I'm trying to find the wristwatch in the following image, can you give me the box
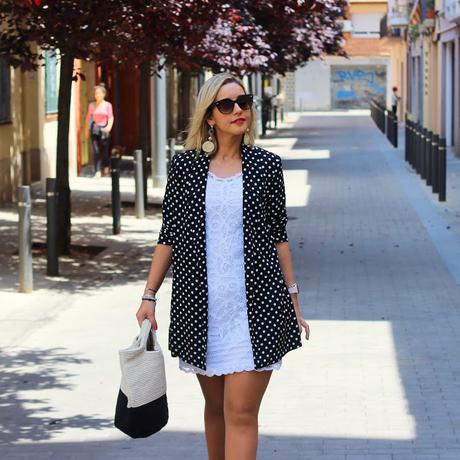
[287,282,299,294]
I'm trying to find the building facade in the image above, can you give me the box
[379,0,409,117]
[0,50,94,202]
[384,0,460,156]
[437,0,460,154]
[0,49,289,203]
[286,0,391,111]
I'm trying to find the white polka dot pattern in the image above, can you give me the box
[157,143,302,370]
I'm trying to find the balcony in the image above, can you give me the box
[387,0,410,27]
[380,14,403,39]
[444,0,460,23]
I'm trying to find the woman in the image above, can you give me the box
[85,83,114,178]
[136,72,310,460]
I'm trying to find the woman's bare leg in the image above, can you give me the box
[196,374,226,460]
[223,370,273,460]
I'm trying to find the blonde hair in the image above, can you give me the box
[184,72,256,154]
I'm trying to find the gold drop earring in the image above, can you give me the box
[243,127,250,145]
[202,125,216,155]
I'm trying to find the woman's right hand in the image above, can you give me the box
[136,300,158,330]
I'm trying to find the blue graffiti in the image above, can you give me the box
[336,89,357,100]
[368,81,385,94]
[336,69,377,84]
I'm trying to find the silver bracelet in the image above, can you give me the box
[287,282,299,294]
[142,294,157,302]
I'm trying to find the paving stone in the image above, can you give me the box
[2,112,460,458]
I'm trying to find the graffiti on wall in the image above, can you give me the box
[331,65,386,109]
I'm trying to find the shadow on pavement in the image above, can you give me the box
[266,113,460,458]
[0,348,113,444]
[0,183,166,294]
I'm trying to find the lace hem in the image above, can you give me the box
[178,358,282,377]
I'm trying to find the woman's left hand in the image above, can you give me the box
[291,296,309,340]
[102,127,110,134]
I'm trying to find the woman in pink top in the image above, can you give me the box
[85,83,114,177]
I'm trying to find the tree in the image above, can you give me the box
[1,0,346,254]
[165,0,347,76]
[248,0,347,74]
[0,0,218,254]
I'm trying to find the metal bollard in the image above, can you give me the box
[134,149,145,219]
[385,111,389,141]
[438,138,446,202]
[405,120,412,164]
[432,134,439,194]
[142,150,148,210]
[409,121,414,167]
[419,125,425,179]
[414,124,420,174]
[424,129,430,181]
[111,155,121,234]
[406,120,412,166]
[18,186,33,292]
[421,128,427,180]
[393,113,398,148]
[405,119,409,163]
[426,131,433,186]
[168,137,176,168]
[46,178,59,276]
[418,125,424,176]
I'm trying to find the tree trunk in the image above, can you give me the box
[56,52,74,255]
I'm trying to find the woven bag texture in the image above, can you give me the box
[119,319,167,408]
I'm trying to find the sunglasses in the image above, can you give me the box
[210,94,254,114]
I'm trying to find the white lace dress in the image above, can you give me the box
[179,169,282,376]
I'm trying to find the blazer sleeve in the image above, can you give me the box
[157,154,180,247]
[267,155,289,243]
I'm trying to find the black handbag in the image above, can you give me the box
[114,389,169,438]
[114,320,169,438]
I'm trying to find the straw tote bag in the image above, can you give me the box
[114,319,169,438]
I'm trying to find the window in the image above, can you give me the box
[45,49,59,114]
[0,58,11,124]
[352,13,385,38]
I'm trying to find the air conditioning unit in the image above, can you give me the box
[338,20,353,32]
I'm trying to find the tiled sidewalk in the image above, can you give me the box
[1,112,460,459]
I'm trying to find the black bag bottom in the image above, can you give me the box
[114,389,169,438]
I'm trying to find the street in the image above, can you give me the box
[1,112,460,459]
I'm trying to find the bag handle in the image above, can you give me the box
[138,319,159,351]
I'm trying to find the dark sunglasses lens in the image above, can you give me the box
[216,99,234,114]
[237,95,253,110]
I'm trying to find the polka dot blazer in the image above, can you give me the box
[157,143,303,370]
